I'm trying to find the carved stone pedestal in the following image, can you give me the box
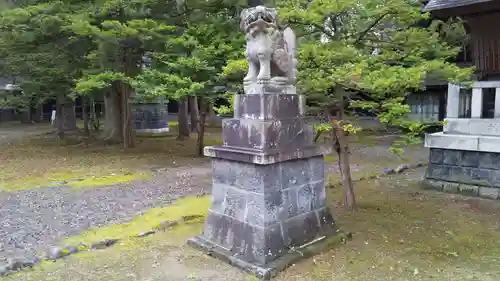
[187,92,335,279]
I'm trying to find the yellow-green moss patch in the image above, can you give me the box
[323,154,338,163]
[69,173,150,189]
[62,196,211,247]
[0,171,150,192]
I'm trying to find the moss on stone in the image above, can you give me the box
[62,196,210,247]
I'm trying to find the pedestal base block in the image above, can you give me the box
[188,154,335,279]
[188,218,336,280]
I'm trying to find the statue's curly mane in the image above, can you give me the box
[240,6,278,33]
[240,5,297,93]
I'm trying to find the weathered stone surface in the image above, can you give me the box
[212,159,281,193]
[443,150,461,165]
[234,94,304,120]
[458,184,479,196]
[421,179,500,200]
[135,231,156,238]
[90,238,118,250]
[461,151,479,167]
[65,245,79,254]
[205,145,329,165]
[131,103,169,133]
[201,211,286,266]
[426,149,500,191]
[449,166,469,182]
[443,182,459,193]
[46,247,68,260]
[422,179,443,191]
[470,168,491,185]
[443,118,500,136]
[429,148,444,164]
[426,164,449,180]
[395,164,409,173]
[210,157,327,225]
[426,132,500,153]
[223,188,246,222]
[0,265,8,276]
[478,187,500,199]
[195,156,333,271]
[490,170,500,187]
[478,153,500,169]
[212,157,324,191]
[222,118,314,151]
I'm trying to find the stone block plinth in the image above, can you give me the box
[131,103,169,134]
[188,93,335,279]
[424,147,500,200]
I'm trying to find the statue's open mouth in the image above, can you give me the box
[244,11,275,28]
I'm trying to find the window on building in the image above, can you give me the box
[407,94,440,122]
[458,88,471,118]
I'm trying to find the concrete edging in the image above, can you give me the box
[422,178,500,200]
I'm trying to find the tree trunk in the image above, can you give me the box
[56,97,65,140]
[207,103,219,127]
[177,96,190,140]
[33,105,42,123]
[189,96,200,132]
[196,98,208,157]
[53,98,77,133]
[102,87,123,141]
[83,97,90,136]
[121,81,135,149]
[62,100,77,131]
[26,107,32,123]
[333,122,356,210]
[333,85,356,211]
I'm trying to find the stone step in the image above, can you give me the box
[425,132,500,153]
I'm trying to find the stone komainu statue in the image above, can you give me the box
[240,6,297,94]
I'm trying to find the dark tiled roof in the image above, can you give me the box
[423,0,493,11]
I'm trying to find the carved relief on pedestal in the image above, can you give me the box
[240,5,297,94]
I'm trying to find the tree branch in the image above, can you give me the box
[353,11,391,45]
[286,19,335,39]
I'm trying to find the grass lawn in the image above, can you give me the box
[0,121,222,191]
[6,168,500,281]
[0,120,424,192]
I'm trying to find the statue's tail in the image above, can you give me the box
[283,27,296,59]
[283,27,297,82]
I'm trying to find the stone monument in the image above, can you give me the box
[131,99,169,134]
[187,6,336,279]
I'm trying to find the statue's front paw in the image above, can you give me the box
[243,75,256,82]
[256,75,271,81]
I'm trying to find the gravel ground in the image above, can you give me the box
[0,130,428,266]
[0,164,212,264]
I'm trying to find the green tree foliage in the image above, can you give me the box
[0,1,92,111]
[278,0,471,141]
[132,1,244,100]
[131,0,245,153]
